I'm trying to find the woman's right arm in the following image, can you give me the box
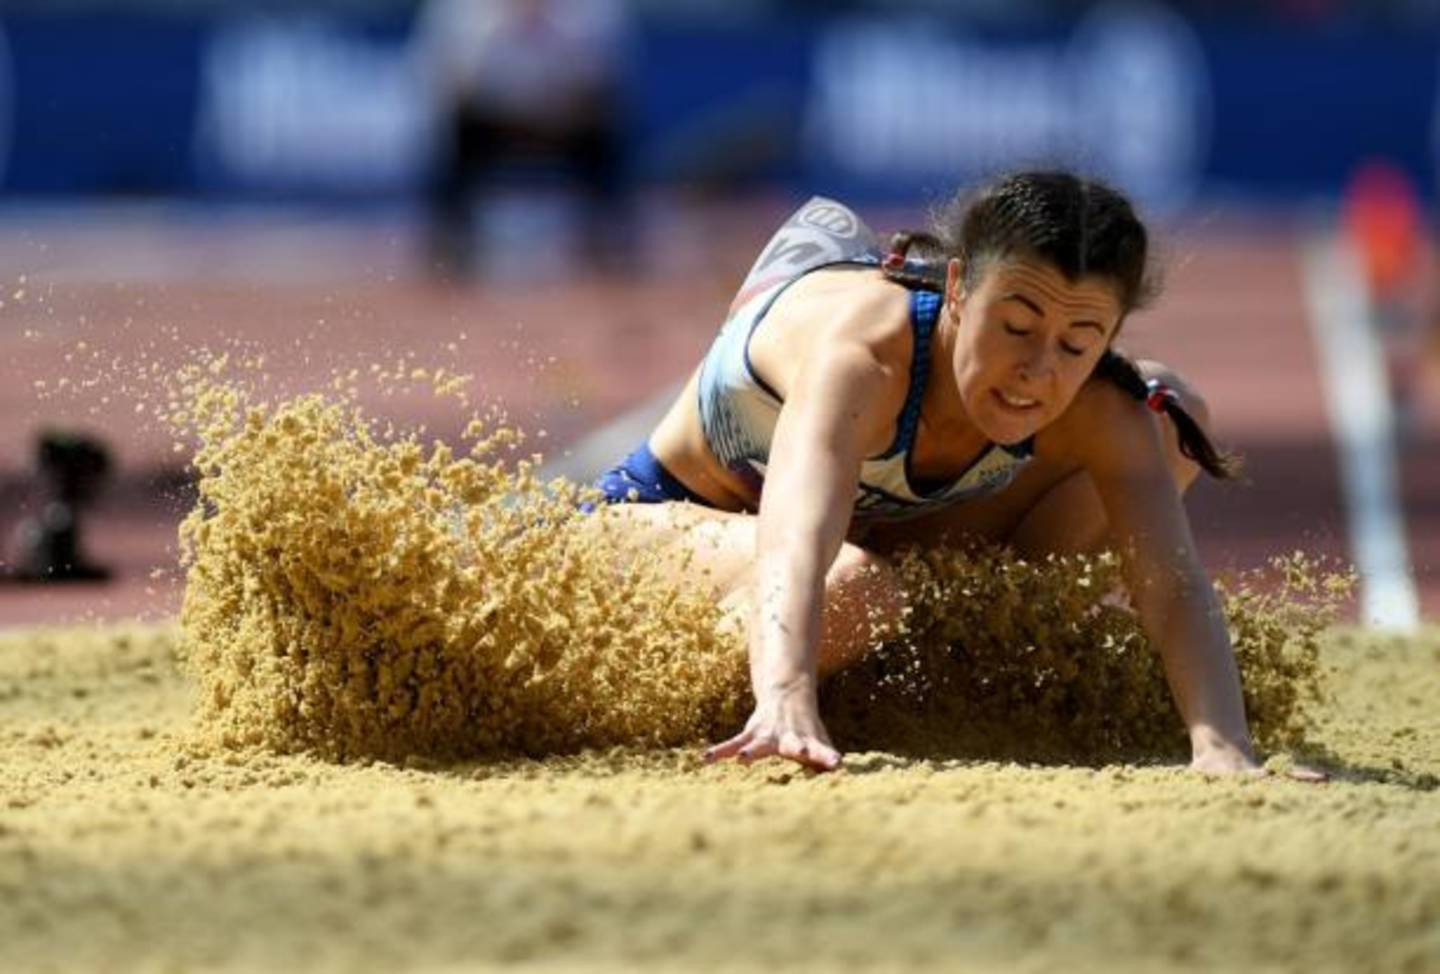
[703,339,895,771]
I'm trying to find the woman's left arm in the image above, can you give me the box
[1071,387,1259,773]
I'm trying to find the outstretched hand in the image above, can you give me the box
[1190,744,1327,782]
[704,686,842,772]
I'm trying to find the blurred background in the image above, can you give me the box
[0,0,1436,627]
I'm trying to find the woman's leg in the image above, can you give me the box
[718,540,907,677]
[587,501,906,677]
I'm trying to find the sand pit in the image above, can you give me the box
[3,374,1437,972]
[1,621,1437,972]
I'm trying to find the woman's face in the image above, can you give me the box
[944,255,1124,445]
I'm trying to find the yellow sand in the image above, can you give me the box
[1,621,1437,973]
[168,371,1339,765]
[173,371,748,762]
[3,373,1435,971]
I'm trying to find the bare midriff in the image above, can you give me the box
[647,368,758,512]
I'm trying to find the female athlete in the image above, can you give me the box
[593,171,1271,776]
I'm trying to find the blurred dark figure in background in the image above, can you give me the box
[5,431,112,583]
[1341,158,1431,439]
[414,0,630,279]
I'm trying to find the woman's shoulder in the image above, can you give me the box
[764,267,916,363]
[746,268,915,438]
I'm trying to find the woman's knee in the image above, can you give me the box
[824,544,907,642]
[716,541,907,677]
[828,542,896,589]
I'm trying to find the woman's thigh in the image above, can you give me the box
[585,500,898,596]
[585,501,906,673]
[578,501,762,599]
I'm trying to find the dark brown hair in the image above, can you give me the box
[882,170,1238,480]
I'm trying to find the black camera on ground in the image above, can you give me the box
[7,431,113,583]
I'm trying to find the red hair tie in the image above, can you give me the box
[881,251,906,271]
[1145,378,1178,414]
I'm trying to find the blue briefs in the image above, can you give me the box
[592,443,714,506]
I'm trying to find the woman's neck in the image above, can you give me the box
[919,307,990,458]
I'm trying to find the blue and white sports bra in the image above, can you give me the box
[695,198,1033,522]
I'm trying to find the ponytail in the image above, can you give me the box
[879,231,948,292]
[1095,350,1241,481]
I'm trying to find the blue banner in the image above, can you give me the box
[0,6,1434,206]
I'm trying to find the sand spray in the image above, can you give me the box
[166,360,1351,764]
